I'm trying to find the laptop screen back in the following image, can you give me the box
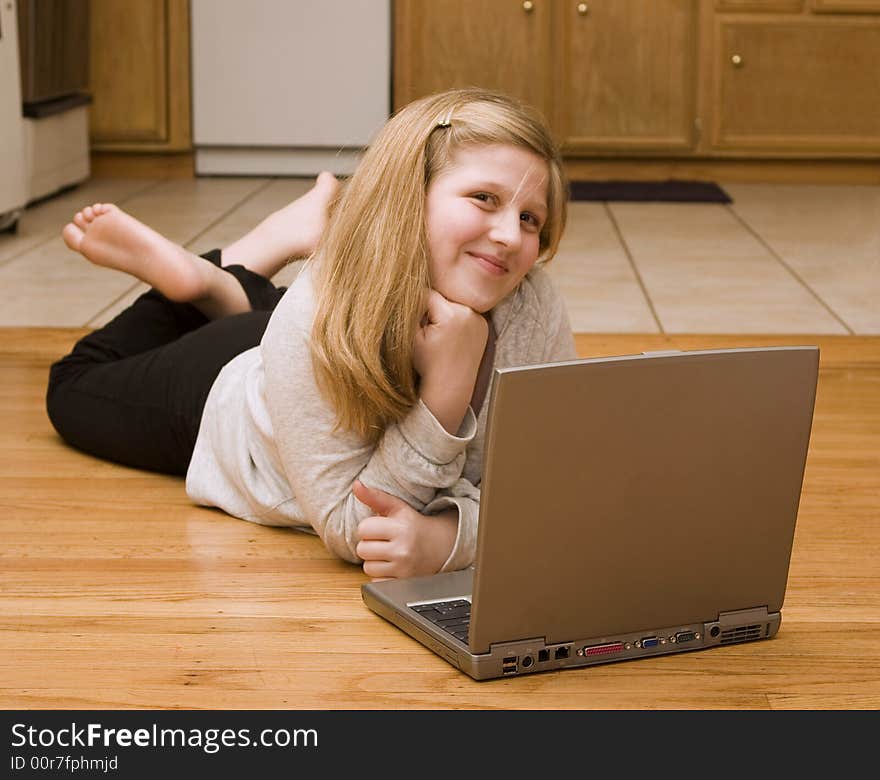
[469,348,819,655]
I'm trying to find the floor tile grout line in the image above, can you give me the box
[0,178,166,272]
[181,178,276,251]
[603,202,665,335]
[115,177,170,204]
[724,203,855,336]
[82,280,146,329]
[82,178,275,326]
[0,234,54,271]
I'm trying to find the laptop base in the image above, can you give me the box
[363,574,779,681]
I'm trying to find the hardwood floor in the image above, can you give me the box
[1,329,878,709]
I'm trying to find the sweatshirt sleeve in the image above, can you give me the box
[423,479,481,572]
[532,267,578,363]
[260,276,475,564]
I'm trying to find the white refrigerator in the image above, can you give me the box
[190,0,391,176]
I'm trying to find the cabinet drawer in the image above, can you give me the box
[712,19,880,154]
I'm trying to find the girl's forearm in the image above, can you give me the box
[420,375,476,434]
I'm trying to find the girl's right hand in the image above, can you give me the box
[353,480,458,580]
[413,289,488,434]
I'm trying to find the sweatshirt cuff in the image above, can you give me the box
[424,495,478,573]
[398,399,476,465]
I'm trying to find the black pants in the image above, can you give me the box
[45,251,286,476]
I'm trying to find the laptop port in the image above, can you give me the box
[583,641,625,656]
[538,649,550,662]
[674,631,696,644]
[640,637,660,649]
[502,655,517,675]
[521,655,533,669]
[554,646,570,660]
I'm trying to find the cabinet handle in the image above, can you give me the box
[731,54,743,67]
[577,2,589,14]
[523,1,534,12]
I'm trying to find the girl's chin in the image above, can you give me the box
[438,290,496,313]
[432,278,509,313]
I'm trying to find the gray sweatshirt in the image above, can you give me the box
[185,261,576,571]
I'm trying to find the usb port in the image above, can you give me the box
[502,655,517,675]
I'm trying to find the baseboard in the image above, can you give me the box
[87,151,880,185]
[90,152,195,179]
[562,158,880,185]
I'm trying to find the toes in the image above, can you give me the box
[61,223,85,252]
[72,211,88,230]
[83,206,96,221]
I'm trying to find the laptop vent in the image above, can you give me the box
[720,623,764,644]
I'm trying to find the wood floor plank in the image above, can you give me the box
[2,328,878,709]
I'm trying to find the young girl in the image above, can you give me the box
[47,88,576,580]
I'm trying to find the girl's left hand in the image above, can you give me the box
[352,480,458,580]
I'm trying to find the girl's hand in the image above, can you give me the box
[413,289,488,434]
[353,480,458,580]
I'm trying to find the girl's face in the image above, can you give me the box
[424,143,549,314]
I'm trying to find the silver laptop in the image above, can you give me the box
[362,346,819,680]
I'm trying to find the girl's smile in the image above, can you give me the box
[424,143,549,313]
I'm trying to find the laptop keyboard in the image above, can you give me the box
[410,599,471,644]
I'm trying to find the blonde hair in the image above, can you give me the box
[310,88,567,443]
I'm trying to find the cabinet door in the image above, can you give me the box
[394,0,552,120]
[712,19,880,154]
[811,0,880,12]
[89,0,190,150]
[556,0,698,153]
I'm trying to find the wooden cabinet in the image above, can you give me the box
[394,0,880,159]
[709,16,880,154]
[88,0,191,152]
[395,0,699,154]
[811,0,880,12]
[555,0,698,152]
[394,0,554,121]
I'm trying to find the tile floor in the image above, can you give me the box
[0,176,877,334]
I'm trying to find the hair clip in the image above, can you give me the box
[436,110,454,128]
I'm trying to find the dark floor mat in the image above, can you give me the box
[569,179,732,203]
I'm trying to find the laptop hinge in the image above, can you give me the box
[717,606,771,626]
[487,637,547,655]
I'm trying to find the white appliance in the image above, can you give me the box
[190,0,390,176]
[0,0,26,231]
[17,0,90,204]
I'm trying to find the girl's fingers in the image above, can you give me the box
[362,559,395,580]
[356,539,391,561]
[423,288,451,324]
[356,515,395,541]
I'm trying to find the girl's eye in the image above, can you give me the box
[472,192,494,204]
[521,212,540,229]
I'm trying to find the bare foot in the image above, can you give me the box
[221,171,341,276]
[62,203,249,318]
